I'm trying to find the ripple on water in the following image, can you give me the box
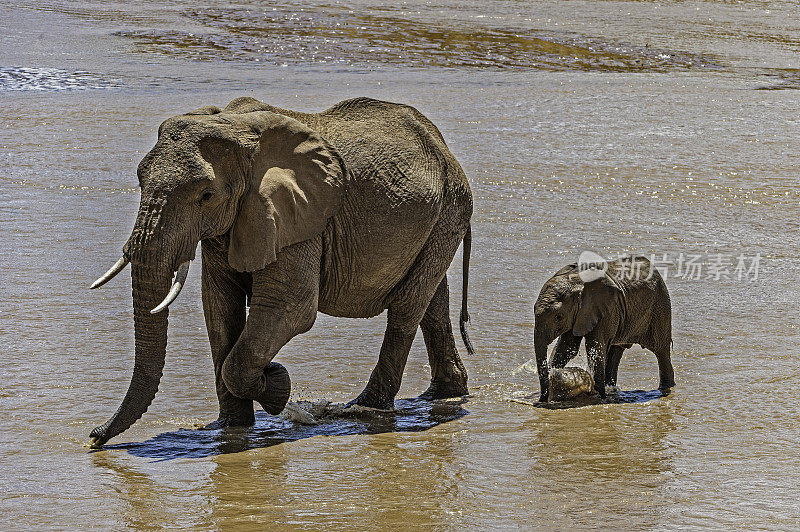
[111,5,721,73]
[755,67,800,90]
[0,66,118,92]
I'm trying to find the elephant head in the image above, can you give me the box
[89,98,345,447]
[533,264,621,400]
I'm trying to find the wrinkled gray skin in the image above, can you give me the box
[548,367,595,401]
[89,97,474,448]
[534,257,675,402]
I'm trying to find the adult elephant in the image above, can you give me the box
[89,97,474,448]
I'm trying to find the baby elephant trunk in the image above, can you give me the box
[548,367,595,401]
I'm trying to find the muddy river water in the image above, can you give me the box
[2,0,800,529]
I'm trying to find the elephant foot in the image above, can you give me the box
[202,415,255,430]
[419,379,468,401]
[595,387,606,399]
[347,389,395,411]
[255,362,291,415]
[203,392,255,429]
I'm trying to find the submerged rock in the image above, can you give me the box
[549,367,595,401]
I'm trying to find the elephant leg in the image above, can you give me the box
[350,306,417,409]
[221,239,321,414]
[585,336,607,398]
[550,332,582,368]
[605,345,625,387]
[419,277,468,400]
[352,217,470,409]
[654,343,675,390]
[201,241,254,428]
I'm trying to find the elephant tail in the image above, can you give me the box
[459,224,475,356]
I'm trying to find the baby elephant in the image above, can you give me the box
[534,256,675,401]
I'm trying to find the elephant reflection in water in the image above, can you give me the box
[91,453,211,528]
[523,402,677,528]
[200,427,460,528]
[89,97,475,447]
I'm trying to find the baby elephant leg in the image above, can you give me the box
[585,337,607,398]
[604,345,626,387]
[655,344,675,390]
[550,333,582,368]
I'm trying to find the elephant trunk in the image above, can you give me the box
[89,261,171,448]
[534,327,552,402]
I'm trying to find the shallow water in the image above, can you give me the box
[2,0,800,529]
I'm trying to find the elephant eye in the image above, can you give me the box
[199,190,214,204]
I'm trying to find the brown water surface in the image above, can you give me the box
[2,0,800,529]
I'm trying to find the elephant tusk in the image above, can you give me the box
[90,256,130,289]
[150,261,190,314]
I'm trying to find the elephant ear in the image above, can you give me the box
[227,112,346,272]
[573,275,619,337]
[554,263,579,277]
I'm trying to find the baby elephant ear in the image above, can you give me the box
[228,112,346,272]
[572,276,618,337]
